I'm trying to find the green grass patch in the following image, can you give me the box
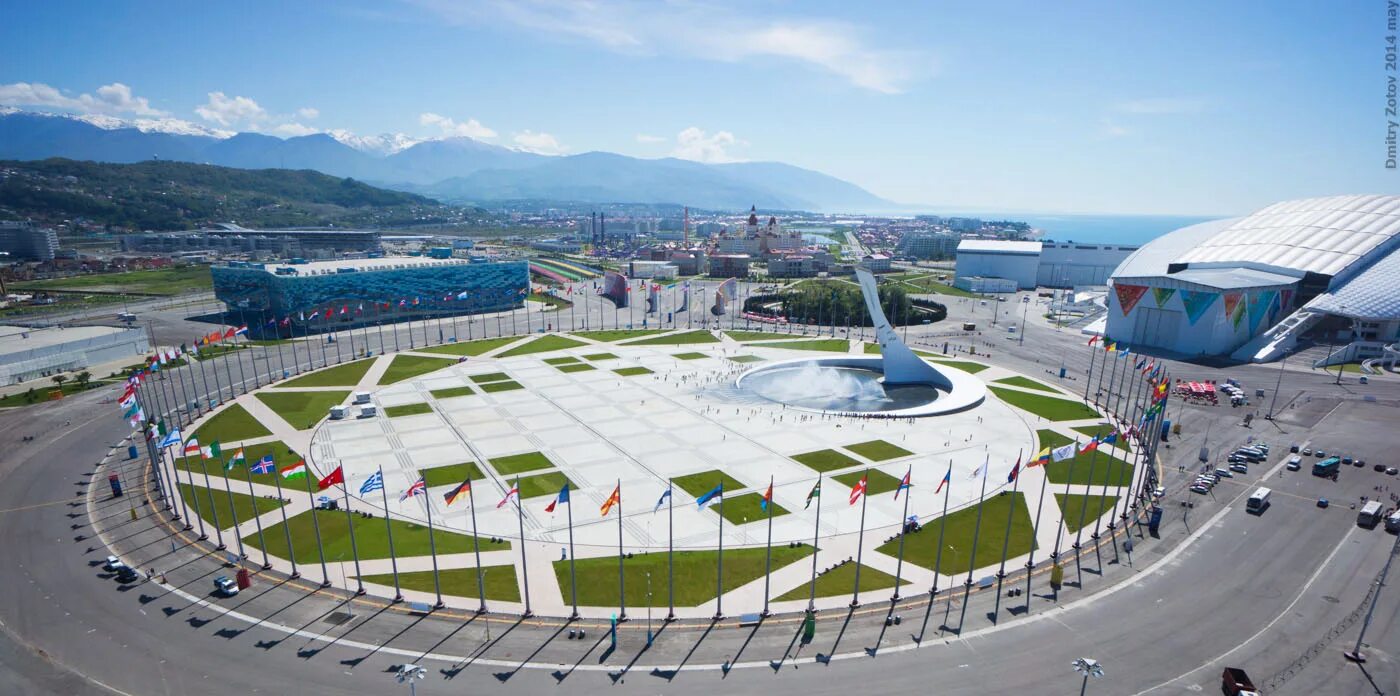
[992,376,1061,394]
[724,330,796,342]
[419,336,523,356]
[359,565,520,602]
[0,379,118,408]
[553,545,814,607]
[582,352,618,361]
[877,492,1035,573]
[491,451,555,475]
[429,386,475,399]
[497,334,587,357]
[750,339,851,352]
[930,359,989,374]
[1071,424,1131,452]
[469,372,511,383]
[713,492,789,526]
[895,274,977,297]
[247,508,507,564]
[845,439,913,461]
[792,448,863,473]
[12,265,211,296]
[254,391,350,430]
[528,291,571,309]
[279,358,375,388]
[557,363,596,373]
[420,462,484,488]
[384,403,433,418]
[672,469,747,498]
[1055,493,1121,533]
[192,403,271,444]
[377,355,456,385]
[775,562,910,601]
[989,387,1099,421]
[177,482,284,529]
[727,355,763,363]
[612,366,654,376]
[621,330,720,346]
[479,381,523,393]
[512,471,573,499]
[673,352,709,360]
[1033,430,1133,484]
[834,469,904,496]
[173,440,301,486]
[544,356,581,365]
[573,329,662,342]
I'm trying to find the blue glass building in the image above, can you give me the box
[211,258,529,337]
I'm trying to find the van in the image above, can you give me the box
[1246,488,1271,514]
[1386,511,1400,533]
[1286,455,1302,471]
[1358,501,1385,529]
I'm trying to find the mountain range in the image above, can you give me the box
[0,109,889,212]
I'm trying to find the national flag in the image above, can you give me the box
[158,429,182,448]
[1007,456,1021,483]
[1087,335,1098,346]
[308,310,320,320]
[182,437,201,456]
[894,468,912,500]
[223,328,236,340]
[234,325,248,336]
[1135,357,1147,370]
[208,441,222,460]
[266,317,277,327]
[496,484,519,509]
[804,480,821,509]
[652,487,671,513]
[317,465,345,490]
[760,480,774,511]
[696,484,723,509]
[1104,341,1115,352]
[968,456,988,480]
[400,478,426,501]
[1118,347,1131,359]
[340,305,348,315]
[281,316,291,327]
[1080,438,1100,454]
[848,474,868,505]
[225,448,245,471]
[444,479,471,506]
[601,484,621,516]
[252,455,276,475]
[360,470,384,495]
[456,291,470,300]
[398,299,407,307]
[281,460,309,479]
[544,483,570,513]
[1051,442,1077,462]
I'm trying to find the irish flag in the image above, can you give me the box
[280,460,309,480]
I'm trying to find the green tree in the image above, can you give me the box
[75,371,92,388]
[51,374,68,388]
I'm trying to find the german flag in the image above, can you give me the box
[444,479,471,506]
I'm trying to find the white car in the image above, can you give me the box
[103,556,124,572]
[1286,456,1302,471]
[214,576,239,597]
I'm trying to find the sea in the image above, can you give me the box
[977,213,1222,247]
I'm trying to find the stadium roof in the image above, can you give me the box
[1306,245,1400,320]
[956,240,1042,254]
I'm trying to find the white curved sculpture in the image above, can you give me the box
[854,267,950,388]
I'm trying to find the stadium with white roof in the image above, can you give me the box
[1104,195,1400,368]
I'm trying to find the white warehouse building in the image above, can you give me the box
[1105,195,1400,364]
[955,240,1138,291]
[954,240,1042,290]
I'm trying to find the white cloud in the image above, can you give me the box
[296,107,320,120]
[1098,118,1130,138]
[672,127,745,163]
[419,112,497,139]
[512,130,567,155]
[635,134,666,144]
[0,81,165,116]
[195,91,268,127]
[1114,98,1205,115]
[411,0,923,94]
[273,122,319,137]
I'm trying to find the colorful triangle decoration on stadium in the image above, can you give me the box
[1152,287,1175,308]
[1114,284,1149,316]
[1179,290,1217,325]
[1246,290,1276,335]
[1224,292,1245,329]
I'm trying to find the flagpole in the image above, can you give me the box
[334,476,365,594]
[566,483,578,620]
[181,450,208,539]
[617,479,627,622]
[807,474,822,612]
[891,468,912,604]
[993,451,1024,621]
[195,346,215,413]
[269,460,299,579]
[929,461,951,599]
[964,454,990,590]
[236,454,271,568]
[331,312,344,364]
[219,456,246,559]
[392,303,402,353]
[197,450,227,550]
[1024,452,1051,612]
[317,314,329,367]
[1083,339,1098,402]
[666,478,675,622]
[516,480,532,618]
[417,485,442,608]
[208,338,227,404]
[713,480,723,621]
[851,469,869,608]
[274,320,289,380]
[374,469,402,601]
[299,462,331,587]
[762,474,775,617]
[467,485,484,613]
[233,312,250,391]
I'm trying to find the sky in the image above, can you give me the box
[0,0,1392,216]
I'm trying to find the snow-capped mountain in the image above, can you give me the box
[325,129,422,157]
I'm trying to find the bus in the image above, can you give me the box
[1312,456,1342,478]
[1358,501,1384,529]
[1246,488,1271,514]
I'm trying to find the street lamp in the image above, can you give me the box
[395,664,426,696]
[1266,348,1289,420]
[1072,657,1104,696]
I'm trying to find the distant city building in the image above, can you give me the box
[121,226,380,257]
[0,325,149,385]
[708,254,751,278]
[531,238,582,254]
[1036,242,1138,287]
[0,221,60,261]
[953,276,1018,294]
[715,207,804,259]
[955,240,1043,290]
[767,254,816,278]
[628,260,678,279]
[896,231,959,260]
[860,253,893,273]
[668,251,706,276]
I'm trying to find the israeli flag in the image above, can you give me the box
[157,429,182,449]
[359,470,385,496]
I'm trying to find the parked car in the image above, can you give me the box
[1215,467,1234,478]
[1342,456,1353,465]
[1190,484,1211,495]
[1230,463,1249,474]
[1316,450,1327,458]
[1375,464,1388,473]
[1354,459,1366,467]
[214,576,239,597]
[1286,456,1302,471]
[115,566,140,583]
[1318,498,1330,509]
[103,555,124,572]
[1388,467,1398,476]
[1303,448,1313,456]
[1290,443,1300,453]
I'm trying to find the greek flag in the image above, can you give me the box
[359,470,385,496]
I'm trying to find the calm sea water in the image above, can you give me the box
[1009,213,1222,246]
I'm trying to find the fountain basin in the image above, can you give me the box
[735,355,986,418]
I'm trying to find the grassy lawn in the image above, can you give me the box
[775,562,910,601]
[621,330,720,346]
[834,469,904,496]
[384,403,433,418]
[246,508,507,565]
[876,492,1035,573]
[1055,493,1121,533]
[173,440,301,486]
[724,330,797,341]
[712,492,789,526]
[553,545,814,607]
[491,451,555,475]
[1072,424,1131,452]
[377,355,456,385]
[13,265,212,296]
[573,329,662,342]
[513,471,573,499]
[279,358,375,388]
[479,381,523,393]
[497,334,587,357]
[420,462,484,487]
[582,352,618,361]
[989,387,1099,421]
[672,469,747,498]
[254,391,350,430]
[177,482,284,528]
[430,386,475,399]
[557,363,596,373]
[845,439,913,461]
[469,372,511,383]
[930,360,989,374]
[750,339,851,352]
[192,403,271,444]
[792,448,863,473]
[613,366,654,376]
[419,336,523,357]
[1035,429,1134,485]
[992,376,1061,394]
[528,291,571,309]
[359,565,520,602]
[895,274,977,298]
[544,356,580,365]
[673,352,709,360]
[727,355,763,363]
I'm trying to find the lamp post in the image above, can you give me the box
[1344,531,1400,662]
[646,571,654,647]
[1266,348,1289,420]
[1072,657,1104,696]
[395,664,426,696]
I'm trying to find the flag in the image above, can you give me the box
[281,316,291,327]
[400,478,426,501]
[208,441,222,460]
[225,448,245,471]
[182,437,201,456]
[1080,438,1100,454]
[653,487,672,513]
[696,484,723,509]
[223,328,236,340]
[1104,341,1115,352]
[804,480,821,509]
[1100,432,1118,446]
[760,480,774,511]
[317,465,345,490]
[158,429,182,448]
[894,468,912,500]
[1051,442,1077,462]
[281,460,308,479]
[544,483,570,513]
[234,325,248,336]
[360,470,384,495]
[1007,456,1021,483]
[496,485,519,509]
[444,479,471,506]
[1087,335,1098,346]
[252,455,276,475]
[968,456,988,480]
[601,484,621,516]
[848,474,868,505]
[935,466,952,493]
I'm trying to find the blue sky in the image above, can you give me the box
[0,1,1390,215]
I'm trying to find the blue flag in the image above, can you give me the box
[157,429,182,448]
[696,484,723,509]
[653,487,672,513]
[251,455,276,475]
[360,470,384,495]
